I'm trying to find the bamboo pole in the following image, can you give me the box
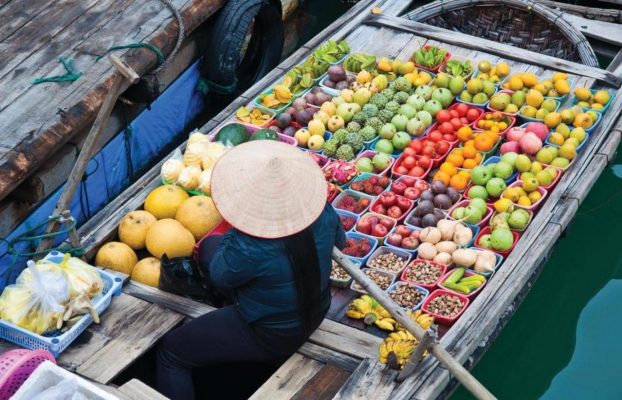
[332,248,497,400]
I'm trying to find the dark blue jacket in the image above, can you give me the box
[209,204,346,329]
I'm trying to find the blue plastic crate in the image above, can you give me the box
[0,251,123,357]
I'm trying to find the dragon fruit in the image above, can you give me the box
[324,160,358,185]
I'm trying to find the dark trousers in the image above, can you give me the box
[156,236,311,400]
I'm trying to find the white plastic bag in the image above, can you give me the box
[160,148,185,183]
[30,378,88,400]
[58,254,103,298]
[0,260,69,334]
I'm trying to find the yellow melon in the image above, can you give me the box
[175,196,222,241]
[95,242,138,275]
[145,219,195,258]
[144,185,189,219]
[118,210,157,250]
[131,257,161,287]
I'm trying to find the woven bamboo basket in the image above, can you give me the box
[404,0,599,66]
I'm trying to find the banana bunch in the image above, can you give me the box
[396,309,434,331]
[378,339,416,370]
[346,295,398,331]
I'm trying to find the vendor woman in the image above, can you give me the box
[157,140,346,400]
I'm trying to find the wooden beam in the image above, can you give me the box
[365,14,622,86]
[248,354,323,400]
[560,13,622,46]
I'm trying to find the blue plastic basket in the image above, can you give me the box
[545,130,590,153]
[335,208,359,233]
[467,248,504,278]
[518,99,561,122]
[387,281,429,311]
[571,111,602,134]
[0,251,123,357]
[344,232,379,265]
[571,88,614,114]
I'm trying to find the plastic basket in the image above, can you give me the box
[253,89,292,115]
[472,112,516,135]
[387,282,429,311]
[365,246,412,275]
[421,289,469,325]
[401,259,447,291]
[545,130,590,153]
[571,88,614,114]
[233,104,276,128]
[448,199,493,229]
[0,349,55,400]
[412,45,451,73]
[502,181,548,212]
[350,268,396,295]
[391,154,433,180]
[354,213,397,243]
[448,103,485,127]
[0,251,123,357]
[384,224,421,254]
[518,100,561,122]
[332,190,373,215]
[485,90,519,116]
[335,209,359,233]
[330,258,360,288]
[571,111,602,134]
[356,150,395,176]
[482,156,519,185]
[438,55,474,80]
[369,195,414,224]
[438,269,487,299]
[474,226,520,257]
[343,232,379,265]
[347,173,390,198]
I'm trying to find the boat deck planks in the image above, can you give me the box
[0,0,225,201]
[16,0,619,397]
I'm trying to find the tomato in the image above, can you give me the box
[450,118,463,131]
[437,141,450,155]
[454,103,469,117]
[449,110,460,119]
[436,110,451,124]
[409,166,425,177]
[428,130,443,142]
[460,117,469,125]
[403,147,416,157]
[422,145,437,158]
[397,166,409,175]
[402,156,416,169]
[443,133,457,142]
[439,122,454,135]
[466,108,481,122]
[410,139,423,153]
[418,155,432,169]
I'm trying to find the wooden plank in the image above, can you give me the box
[310,319,382,360]
[249,353,324,400]
[331,358,398,400]
[561,13,622,47]
[118,379,169,400]
[57,293,183,384]
[298,342,360,373]
[365,14,622,86]
[539,0,622,23]
[0,0,58,42]
[292,364,351,400]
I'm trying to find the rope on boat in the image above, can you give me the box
[96,43,165,66]
[32,57,82,85]
[0,216,86,287]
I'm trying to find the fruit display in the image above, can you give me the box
[547,124,587,151]
[349,175,391,196]
[433,108,471,142]
[388,284,426,309]
[352,269,395,293]
[324,160,358,185]
[322,65,356,91]
[501,72,571,98]
[413,220,476,264]
[378,309,434,369]
[440,268,486,295]
[342,235,375,258]
[412,45,449,71]
[338,212,357,232]
[356,213,396,238]
[334,190,371,214]
[476,223,517,254]
[331,260,351,282]
[235,106,273,126]
[490,208,532,232]
[458,76,496,105]
[444,146,483,171]
[488,90,522,114]
[422,291,468,322]
[392,154,430,178]
[313,39,350,65]
[403,260,445,287]
[501,180,546,210]
[370,192,414,220]
[367,248,410,273]
[386,225,420,251]
[448,103,483,127]
[466,153,518,201]
[343,52,377,73]
[573,87,612,112]
[389,176,429,201]
[450,198,492,226]
[346,295,397,330]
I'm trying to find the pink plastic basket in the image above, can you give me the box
[0,349,55,400]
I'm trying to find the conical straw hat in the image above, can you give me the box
[211,140,327,239]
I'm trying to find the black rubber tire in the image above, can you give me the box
[199,0,284,97]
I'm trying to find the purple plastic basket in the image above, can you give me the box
[0,349,55,400]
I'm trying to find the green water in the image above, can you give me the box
[452,146,622,400]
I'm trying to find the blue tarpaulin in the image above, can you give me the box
[0,61,206,289]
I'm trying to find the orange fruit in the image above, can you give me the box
[457,126,473,142]
[474,152,483,163]
[439,162,458,176]
[464,139,475,148]
[462,146,477,159]
[458,170,471,179]
[474,134,494,152]
[450,174,469,190]
[463,158,478,169]
[446,152,464,167]
[433,171,451,186]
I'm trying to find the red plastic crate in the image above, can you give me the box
[421,289,470,325]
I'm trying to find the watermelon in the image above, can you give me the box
[215,123,249,145]
[250,128,279,141]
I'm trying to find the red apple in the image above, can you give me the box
[395,225,411,237]
[410,230,420,239]
[373,203,387,215]
[397,166,408,175]
[356,219,371,234]
[401,237,419,250]
[386,233,403,246]
[371,223,388,237]
[404,187,421,200]
[396,195,411,211]
[409,166,425,177]
[414,180,429,191]
[379,192,396,207]
[391,180,407,195]
[387,206,403,219]
[379,218,394,229]
[466,108,480,122]
[403,147,416,157]
[401,177,416,187]
[418,155,432,169]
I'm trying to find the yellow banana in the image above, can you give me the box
[345,310,365,319]
[374,318,396,331]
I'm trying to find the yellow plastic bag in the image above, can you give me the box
[57,254,103,298]
[0,261,69,334]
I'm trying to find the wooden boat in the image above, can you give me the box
[1,0,621,398]
[0,0,298,240]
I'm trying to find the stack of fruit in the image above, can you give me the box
[405,136,452,167]
[499,122,547,156]
[338,212,357,232]
[489,205,531,232]
[370,192,414,221]
[412,45,449,72]
[406,181,461,228]
[349,175,391,196]
[431,72,466,99]
[386,225,421,251]
[450,197,492,227]
[356,213,396,239]
[440,268,486,296]
[458,76,496,106]
[355,151,394,174]
[324,160,358,186]
[546,124,588,152]
[474,111,514,134]
[573,87,612,112]
[433,162,471,192]
[473,60,511,85]
[444,145,483,171]
[488,90,523,114]
[501,179,546,210]
[389,176,429,201]
[342,235,375,259]
[234,106,273,126]
[465,153,517,202]
[334,191,371,214]
[440,58,473,79]
[475,220,516,255]
[502,72,570,99]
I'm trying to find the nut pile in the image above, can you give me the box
[404,261,443,285]
[352,269,394,291]
[426,294,464,317]
[389,285,425,308]
[367,252,407,273]
[331,260,350,281]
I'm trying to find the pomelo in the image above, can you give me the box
[118,210,157,250]
[131,257,161,288]
[95,242,138,275]
[175,196,222,241]
[145,219,195,259]
[144,185,189,219]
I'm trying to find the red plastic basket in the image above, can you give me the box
[421,289,470,325]
[474,226,520,257]
[0,349,55,400]
[193,220,232,265]
[412,45,451,73]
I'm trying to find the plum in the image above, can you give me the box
[328,65,346,82]
[276,113,292,129]
[434,209,445,220]
[421,214,438,228]
[431,180,447,194]
[415,200,434,217]
[283,126,297,137]
[446,187,461,204]
[409,216,422,227]
[305,93,317,105]
[335,81,349,90]
[420,190,435,202]
[293,98,307,111]
[324,80,336,88]
[433,194,452,209]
